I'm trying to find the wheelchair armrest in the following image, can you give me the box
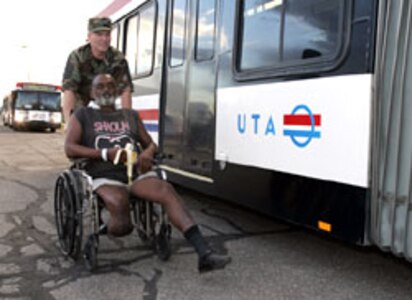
[152,152,166,165]
[69,158,91,170]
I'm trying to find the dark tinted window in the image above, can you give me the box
[40,93,61,111]
[124,2,156,77]
[170,0,187,67]
[240,0,282,69]
[195,0,216,61]
[137,4,156,75]
[125,15,139,75]
[111,24,119,49]
[15,92,60,111]
[15,92,38,108]
[238,0,346,73]
[283,0,342,61]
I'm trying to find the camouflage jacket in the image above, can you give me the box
[62,43,133,106]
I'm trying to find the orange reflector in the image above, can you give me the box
[318,221,332,232]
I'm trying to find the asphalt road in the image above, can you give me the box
[1,125,412,300]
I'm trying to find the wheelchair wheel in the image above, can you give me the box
[132,198,172,260]
[144,202,172,261]
[154,223,172,261]
[54,171,83,259]
[84,234,98,271]
[131,198,150,243]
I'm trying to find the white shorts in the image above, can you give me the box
[92,170,158,191]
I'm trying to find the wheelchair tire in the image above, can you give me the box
[131,196,172,260]
[131,199,150,243]
[83,234,98,272]
[54,174,77,256]
[154,223,172,261]
[54,171,83,260]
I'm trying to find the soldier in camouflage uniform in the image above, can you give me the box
[62,17,133,125]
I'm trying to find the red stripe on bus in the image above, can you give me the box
[97,0,131,17]
[284,115,321,126]
[137,109,159,120]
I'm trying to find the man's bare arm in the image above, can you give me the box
[64,114,99,159]
[120,87,132,109]
[62,90,77,127]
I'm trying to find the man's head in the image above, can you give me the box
[87,17,112,57]
[91,74,117,107]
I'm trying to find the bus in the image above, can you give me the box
[97,0,412,261]
[2,96,12,126]
[3,82,62,132]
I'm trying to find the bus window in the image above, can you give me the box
[283,0,342,61]
[137,3,156,76]
[195,0,217,61]
[15,91,60,111]
[39,93,61,111]
[237,0,347,75]
[170,0,188,67]
[15,92,37,109]
[125,15,139,76]
[111,23,119,49]
[240,0,281,70]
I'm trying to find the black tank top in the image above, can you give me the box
[74,106,140,183]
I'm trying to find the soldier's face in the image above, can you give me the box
[88,31,111,54]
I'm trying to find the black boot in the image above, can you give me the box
[198,251,231,273]
[183,225,232,273]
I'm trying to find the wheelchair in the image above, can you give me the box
[53,159,172,271]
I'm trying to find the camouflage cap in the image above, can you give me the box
[88,17,112,32]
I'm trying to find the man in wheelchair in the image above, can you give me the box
[63,73,231,273]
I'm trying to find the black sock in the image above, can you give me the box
[183,225,211,258]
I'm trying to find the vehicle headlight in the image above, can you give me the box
[50,112,62,124]
[14,110,27,123]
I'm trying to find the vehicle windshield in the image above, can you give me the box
[15,91,61,111]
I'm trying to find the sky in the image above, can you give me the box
[0,0,113,97]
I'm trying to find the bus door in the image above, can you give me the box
[162,0,217,178]
[122,0,167,146]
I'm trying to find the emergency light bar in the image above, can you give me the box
[15,82,61,92]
